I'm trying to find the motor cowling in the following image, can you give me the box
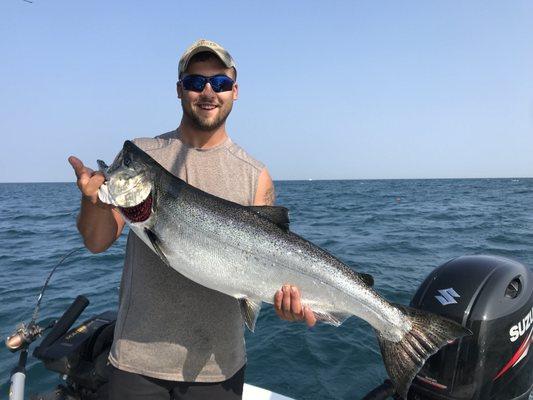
[407,255,533,400]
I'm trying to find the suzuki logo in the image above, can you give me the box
[435,288,460,305]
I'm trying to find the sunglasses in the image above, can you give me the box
[179,74,235,93]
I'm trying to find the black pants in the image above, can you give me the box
[108,366,246,400]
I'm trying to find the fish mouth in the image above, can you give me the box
[97,170,154,223]
[119,192,153,223]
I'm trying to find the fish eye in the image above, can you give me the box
[123,153,132,167]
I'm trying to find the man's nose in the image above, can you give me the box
[201,82,216,96]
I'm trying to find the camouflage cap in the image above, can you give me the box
[178,39,236,77]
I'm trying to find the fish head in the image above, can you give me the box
[98,141,156,223]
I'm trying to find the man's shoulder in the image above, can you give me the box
[225,140,266,173]
[129,131,268,174]
[131,130,178,151]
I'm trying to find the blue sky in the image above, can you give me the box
[1,0,531,182]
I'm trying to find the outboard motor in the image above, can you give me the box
[408,255,533,400]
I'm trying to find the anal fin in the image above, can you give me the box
[238,297,262,332]
[312,310,351,327]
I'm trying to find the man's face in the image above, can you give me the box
[178,57,238,132]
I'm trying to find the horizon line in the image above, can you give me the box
[1,176,531,184]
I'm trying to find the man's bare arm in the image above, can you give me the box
[253,168,275,206]
[69,156,125,253]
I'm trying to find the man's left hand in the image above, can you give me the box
[274,285,316,327]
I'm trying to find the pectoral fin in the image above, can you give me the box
[144,228,170,266]
[238,297,262,332]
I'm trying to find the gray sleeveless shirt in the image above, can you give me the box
[108,130,265,382]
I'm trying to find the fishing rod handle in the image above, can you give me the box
[9,371,25,400]
[9,349,27,400]
[36,295,89,351]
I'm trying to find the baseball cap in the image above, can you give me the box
[178,39,236,78]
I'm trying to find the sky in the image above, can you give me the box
[0,0,532,182]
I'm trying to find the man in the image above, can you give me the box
[69,39,316,400]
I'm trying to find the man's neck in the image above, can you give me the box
[177,123,229,149]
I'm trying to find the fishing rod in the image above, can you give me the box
[5,247,87,400]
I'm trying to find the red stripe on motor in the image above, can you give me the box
[493,328,532,381]
[416,375,447,390]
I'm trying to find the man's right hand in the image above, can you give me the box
[68,156,109,207]
[69,155,125,253]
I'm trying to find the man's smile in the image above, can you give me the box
[197,102,218,111]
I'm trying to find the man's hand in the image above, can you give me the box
[68,155,125,253]
[274,285,317,327]
[68,156,109,207]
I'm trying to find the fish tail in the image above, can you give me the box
[376,305,470,399]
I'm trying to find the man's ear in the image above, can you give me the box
[177,82,183,99]
[233,83,238,101]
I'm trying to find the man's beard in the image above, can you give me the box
[182,101,233,132]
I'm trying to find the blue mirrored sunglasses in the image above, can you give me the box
[179,74,235,93]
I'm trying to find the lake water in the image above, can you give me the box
[1,179,532,399]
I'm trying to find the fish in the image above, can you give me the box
[97,140,470,398]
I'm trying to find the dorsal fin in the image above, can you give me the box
[359,273,374,287]
[248,206,290,231]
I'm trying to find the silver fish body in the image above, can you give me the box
[98,141,470,398]
[135,180,407,338]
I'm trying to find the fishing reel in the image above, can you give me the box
[5,248,85,355]
[5,322,48,352]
